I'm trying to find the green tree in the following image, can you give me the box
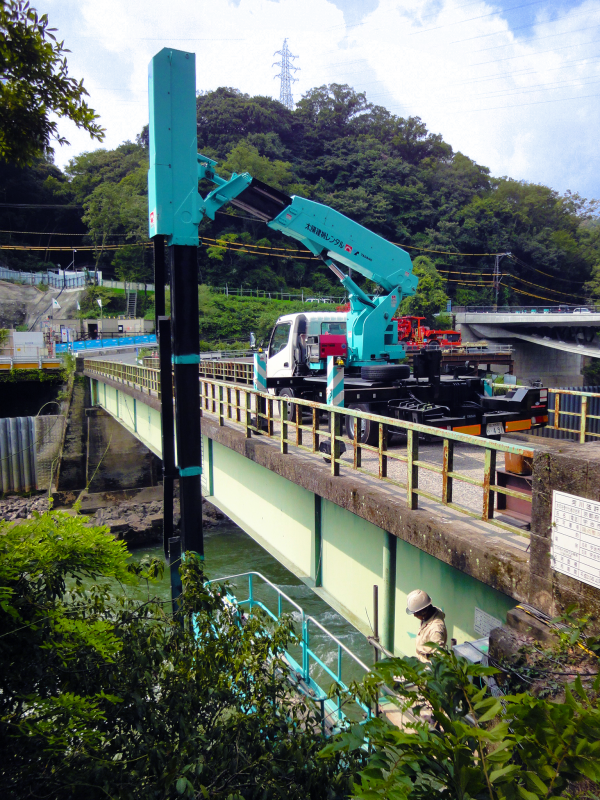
[220,140,294,190]
[0,509,360,798]
[398,255,449,324]
[112,244,152,284]
[65,142,148,205]
[0,0,104,165]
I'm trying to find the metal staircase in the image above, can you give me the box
[126,290,137,318]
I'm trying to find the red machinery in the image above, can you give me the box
[397,316,461,348]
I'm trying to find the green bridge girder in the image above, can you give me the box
[88,375,514,658]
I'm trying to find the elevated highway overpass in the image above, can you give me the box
[455,307,600,386]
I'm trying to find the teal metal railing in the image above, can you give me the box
[204,571,373,733]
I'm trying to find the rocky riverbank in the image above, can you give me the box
[0,494,49,522]
[88,493,225,547]
[0,486,227,547]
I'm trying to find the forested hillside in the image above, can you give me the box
[2,84,599,308]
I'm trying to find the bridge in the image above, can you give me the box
[454,306,600,386]
[79,357,600,658]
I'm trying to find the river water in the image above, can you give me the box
[129,521,375,695]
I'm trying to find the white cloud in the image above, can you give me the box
[47,0,600,198]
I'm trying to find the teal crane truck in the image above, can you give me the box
[148,47,549,445]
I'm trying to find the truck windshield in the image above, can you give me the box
[321,321,346,335]
[269,323,291,357]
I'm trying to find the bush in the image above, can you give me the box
[0,510,360,799]
[323,649,600,799]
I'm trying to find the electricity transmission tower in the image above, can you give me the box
[273,39,299,110]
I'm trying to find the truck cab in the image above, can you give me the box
[267,312,348,378]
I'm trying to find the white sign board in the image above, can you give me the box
[551,490,600,589]
[13,331,43,356]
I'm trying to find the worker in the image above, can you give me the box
[406,589,447,663]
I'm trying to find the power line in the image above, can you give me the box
[0,203,82,209]
[508,254,588,284]
[469,34,600,67]
[457,90,600,113]
[409,0,548,36]
[450,8,596,45]
[469,21,600,54]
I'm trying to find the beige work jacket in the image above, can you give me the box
[415,608,447,663]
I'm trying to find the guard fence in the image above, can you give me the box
[84,357,541,539]
[204,571,374,731]
[455,304,600,314]
[531,386,600,443]
[210,286,348,303]
[0,266,93,289]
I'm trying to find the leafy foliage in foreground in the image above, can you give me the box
[0,0,104,166]
[322,650,600,799]
[0,511,358,799]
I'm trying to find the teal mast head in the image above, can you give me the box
[148,48,201,246]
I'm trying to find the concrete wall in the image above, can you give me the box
[530,440,600,623]
[86,407,157,492]
[57,375,89,490]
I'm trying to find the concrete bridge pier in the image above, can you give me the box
[58,374,160,493]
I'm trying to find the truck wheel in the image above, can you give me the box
[360,364,411,382]
[278,388,299,423]
[345,403,379,446]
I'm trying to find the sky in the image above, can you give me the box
[46,0,600,200]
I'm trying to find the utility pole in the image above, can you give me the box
[493,252,511,310]
[273,39,299,110]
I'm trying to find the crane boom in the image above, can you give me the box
[197,155,418,366]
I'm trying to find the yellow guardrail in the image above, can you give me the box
[85,357,537,539]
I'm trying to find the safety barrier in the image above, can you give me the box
[198,359,254,384]
[0,266,93,289]
[85,359,160,396]
[455,304,600,314]
[85,358,536,538]
[57,334,157,353]
[541,386,600,443]
[0,356,62,370]
[200,377,535,537]
[205,571,373,731]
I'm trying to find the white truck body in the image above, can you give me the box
[266,312,347,379]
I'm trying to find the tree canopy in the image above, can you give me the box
[0,0,104,166]
[4,77,600,309]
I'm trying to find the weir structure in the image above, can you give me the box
[83,357,600,658]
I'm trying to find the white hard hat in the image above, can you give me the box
[406,589,432,615]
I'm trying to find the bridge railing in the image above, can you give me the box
[201,379,534,538]
[205,571,374,731]
[454,304,600,314]
[546,387,600,443]
[84,357,536,538]
[85,358,161,395]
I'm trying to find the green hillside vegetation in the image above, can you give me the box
[2,84,600,312]
[197,285,339,348]
[76,283,341,346]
